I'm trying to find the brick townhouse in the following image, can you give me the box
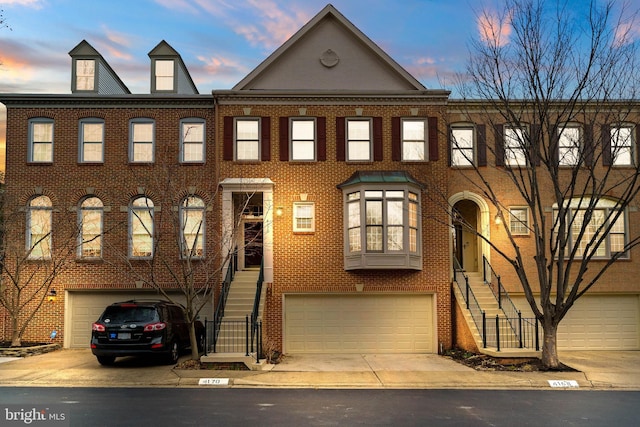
[1,4,638,354]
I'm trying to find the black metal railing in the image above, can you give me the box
[212,249,238,345]
[483,256,522,339]
[250,261,265,360]
[204,316,262,360]
[453,257,485,342]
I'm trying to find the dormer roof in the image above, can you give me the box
[148,40,199,94]
[68,40,130,94]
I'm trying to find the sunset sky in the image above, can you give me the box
[0,0,637,173]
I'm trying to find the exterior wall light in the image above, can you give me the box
[494,212,502,225]
[276,206,284,217]
[48,289,57,302]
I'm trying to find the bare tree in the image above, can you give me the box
[447,0,640,368]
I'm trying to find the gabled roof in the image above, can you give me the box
[148,40,199,94]
[68,40,131,94]
[233,4,426,92]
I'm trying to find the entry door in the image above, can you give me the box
[244,221,263,268]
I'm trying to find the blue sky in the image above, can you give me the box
[0,0,637,171]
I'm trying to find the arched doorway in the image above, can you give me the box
[449,192,491,275]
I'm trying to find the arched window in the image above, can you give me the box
[79,197,103,258]
[180,196,205,258]
[129,197,154,258]
[27,196,52,259]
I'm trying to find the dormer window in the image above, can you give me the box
[154,59,175,91]
[75,59,95,91]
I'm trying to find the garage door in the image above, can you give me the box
[65,291,213,348]
[284,294,434,354]
[513,295,639,350]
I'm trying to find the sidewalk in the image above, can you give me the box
[0,349,638,389]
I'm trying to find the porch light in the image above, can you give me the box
[494,212,502,225]
[48,289,57,302]
[275,206,284,217]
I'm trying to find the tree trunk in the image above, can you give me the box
[540,320,560,369]
[10,316,21,347]
[188,323,199,361]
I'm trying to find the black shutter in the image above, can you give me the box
[336,117,345,161]
[261,117,271,161]
[391,117,401,161]
[494,124,505,166]
[602,124,611,166]
[279,117,289,161]
[477,124,486,166]
[317,117,326,161]
[373,117,383,161]
[428,116,439,161]
[223,116,234,161]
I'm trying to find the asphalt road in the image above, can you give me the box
[1,388,638,426]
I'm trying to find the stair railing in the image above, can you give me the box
[211,248,238,352]
[453,257,487,346]
[250,260,265,362]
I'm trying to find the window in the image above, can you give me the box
[611,125,634,166]
[79,119,104,163]
[339,171,422,270]
[155,59,174,91]
[130,119,155,163]
[451,126,474,166]
[509,207,529,235]
[554,198,627,259]
[235,118,260,161]
[181,119,205,163]
[180,196,205,258]
[347,119,371,161]
[75,59,95,91]
[558,125,581,166]
[27,196,52,259]
[28,119,54,163]
[402,119,426,161]
[79,197,103,258]
[504,126,528,166]
[291,118,316,161]
[293,202,315,232]
[129,197,154,258]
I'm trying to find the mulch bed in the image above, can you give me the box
[0,342,61,357]
[443,348,577,372]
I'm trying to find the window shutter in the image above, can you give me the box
[428,116,439,161]
[601,124,611,166]
[477,124,487,166]
[317,117,326,161]
[494,124,505,166]
[584,124,594,167]
[223,116,234,161]
[373,117,383,161]
[336,117,345,161]
[279,116,289,161]
[261,117,271,161]
[530,124,541,166]
[391,117,401,161]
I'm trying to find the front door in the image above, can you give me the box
[244,221,263,268]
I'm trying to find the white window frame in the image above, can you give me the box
[558,125,581,166]
[129,197,154,259]
[180,196,205,259]
[75,59,95,91]
[79,118,105,163]
[509,207,530,235]
[293,202,315,232]
[346,118,372,161]
[402,118,427,161]
[451,126,475,166]
[611,125,635,167]
[78,197,103,259]
[290,118,316,161]
[27,196,52,260]
[180,119,205,163]
[28,118,54,163]
[505,125,528,166]
[129,119,155,163]
[154,59,175,91]
[235,118,260,161]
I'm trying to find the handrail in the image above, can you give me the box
[482,255,522,341]
[250,260,265,361]
[212,249,238,352]
[453,257,485,343]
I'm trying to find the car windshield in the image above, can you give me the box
[101,306,158,324]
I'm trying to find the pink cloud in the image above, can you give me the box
[477,8,511,47]
[614,21,640,47]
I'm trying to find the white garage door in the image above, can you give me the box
[514,295,639,350]
[284,294,435,354]
[65,291,213,349]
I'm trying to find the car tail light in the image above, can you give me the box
[144,322,166,332]
[92,323,105,332]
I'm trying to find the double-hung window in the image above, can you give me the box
[129,197,154,258]
[75,59,95,91]
[451,126,475,166]
[290,118,316,161]
[79,119,104,163]
[504,126,528,166]
[154,59,175,91]
[180,196,205,258]
[79,197,103,259]
[28,119,54,163]
[346,119,372,161]
[27,196,52,259]
[181,119,205,163]
[293,202,315,232]
[339,171,422,270]
[402,119,426,161]
[509,207,529,235]
[611,125,634,166]
[130,119,155,163]
[235,118,260,161]
[558,125,581,166]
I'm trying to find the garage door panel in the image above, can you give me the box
[284,294,434,354]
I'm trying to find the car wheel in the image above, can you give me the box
[165,341,179,365]
[97,356,115,366]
